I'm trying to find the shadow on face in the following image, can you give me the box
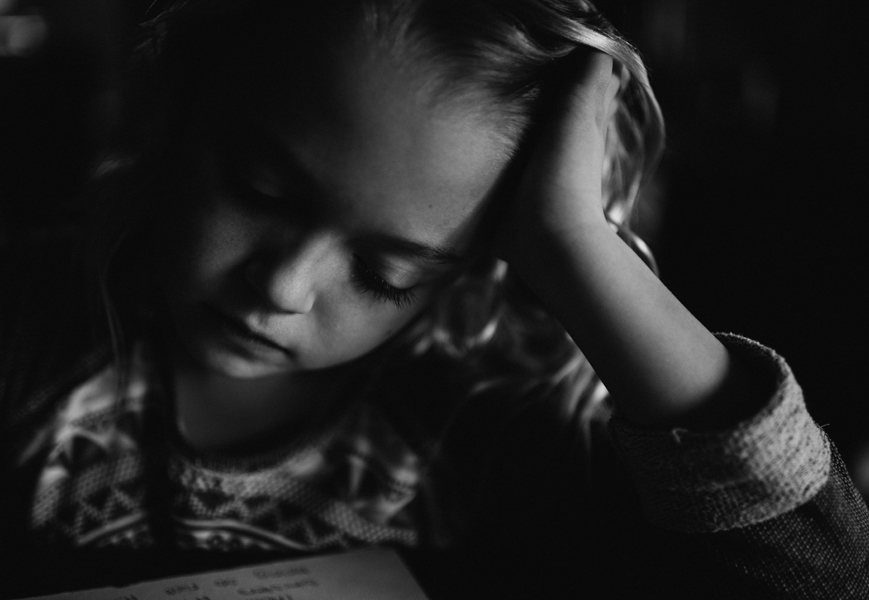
[156,13,512,377]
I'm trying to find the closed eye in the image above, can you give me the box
[351,254,417,309]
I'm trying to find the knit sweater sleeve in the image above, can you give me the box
[608,333,869,598]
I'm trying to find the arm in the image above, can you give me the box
[498,51,764,431]
[497,50,869,597]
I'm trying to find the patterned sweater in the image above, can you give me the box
[2,240,869,599]
[16,343,426,553]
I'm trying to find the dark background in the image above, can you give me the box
[600,0,869,493]
[2,0,868,492]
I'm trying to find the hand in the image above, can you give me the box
[492,48,765,430]
[495,49,620,267]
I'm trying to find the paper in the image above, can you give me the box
[20,547,430,600]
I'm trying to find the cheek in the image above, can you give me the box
[160,199,258,299]
[315,290,431,360]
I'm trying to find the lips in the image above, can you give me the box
[201,303,293,357]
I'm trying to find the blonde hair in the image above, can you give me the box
[350,0,665,428]
[94,0,664,437]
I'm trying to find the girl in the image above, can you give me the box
[1,1,867,598]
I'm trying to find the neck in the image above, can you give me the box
[172,353,355,456]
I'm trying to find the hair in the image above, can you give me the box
[89,0,664,444]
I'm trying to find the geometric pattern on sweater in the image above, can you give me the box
[18,345,424,554]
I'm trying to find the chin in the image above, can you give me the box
[212,358,292,378]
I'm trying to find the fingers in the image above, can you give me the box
[490,47,624,261]
[535,49,619,171]
[604,59,621,121]
[561,49,620,130]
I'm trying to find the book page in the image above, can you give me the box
[19,547,430,600]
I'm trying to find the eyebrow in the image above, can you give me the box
[360,233,465,266]
[225,122,467,266]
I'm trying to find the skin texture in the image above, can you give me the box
[158,32,765,451]
[501,51,766,430]
[158,35,508,450]
[161,38,505,379]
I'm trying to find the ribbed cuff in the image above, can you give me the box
[609,333,830,533]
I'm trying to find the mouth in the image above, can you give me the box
[201,304,293,358]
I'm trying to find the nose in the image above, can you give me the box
[244,234,332,314]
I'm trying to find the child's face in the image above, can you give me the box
[159,36,508,378]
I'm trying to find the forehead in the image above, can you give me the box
[206,33,509,252]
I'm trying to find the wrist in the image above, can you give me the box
[503,203,612,280]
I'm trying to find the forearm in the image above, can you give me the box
[511,214,765,430]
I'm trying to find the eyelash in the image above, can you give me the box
[220,157,416,310]
[352,255,416,310]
